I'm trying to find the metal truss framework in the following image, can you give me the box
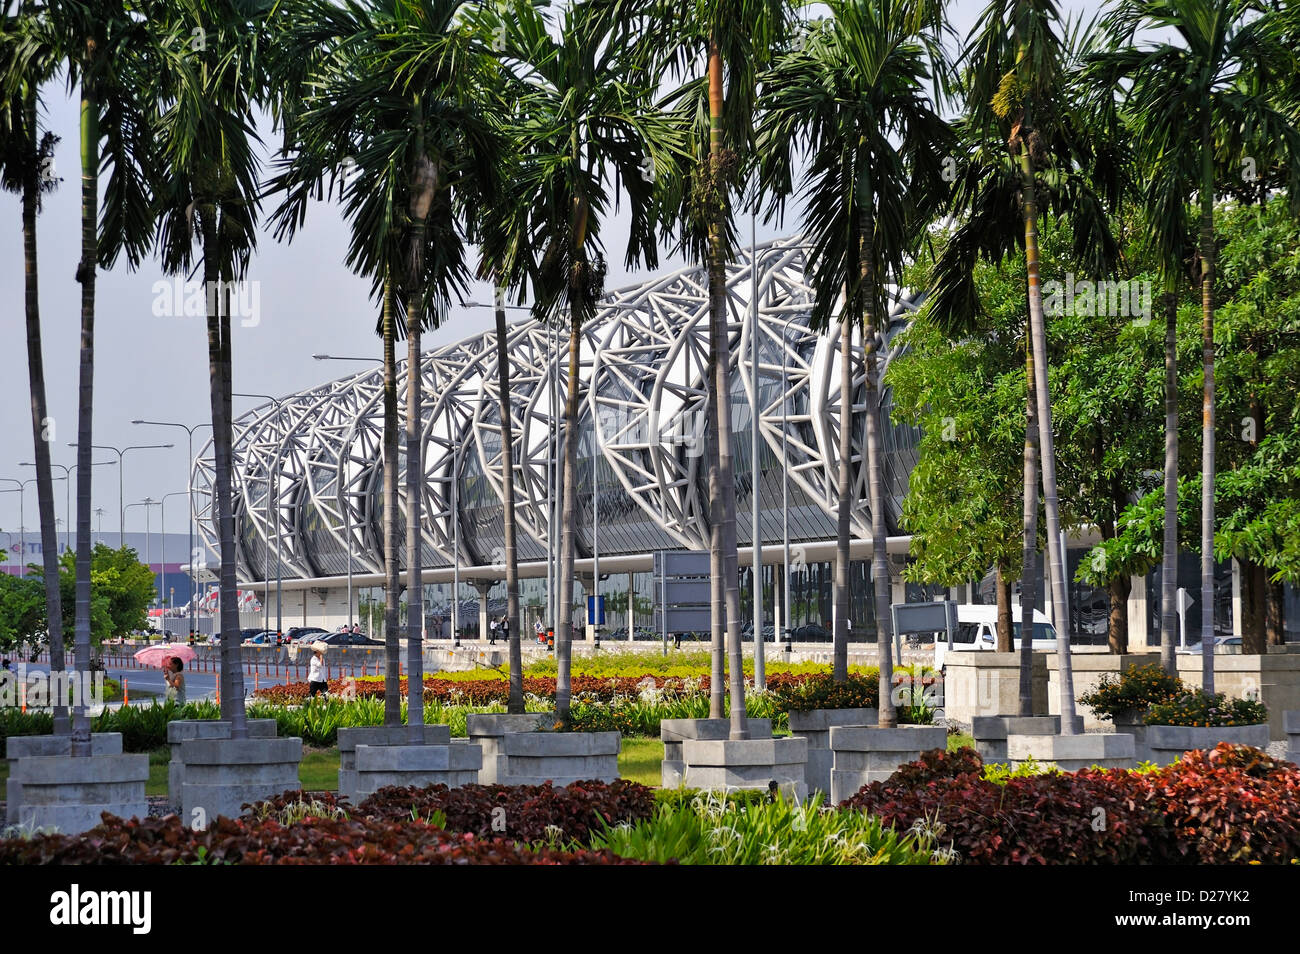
[195,237,921,582]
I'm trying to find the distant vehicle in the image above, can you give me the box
[933,604,1058,671]
[791,623,833,642]
[314,631,383,647]
[741,623,777,642]
[286,626,329,644]
[241,631,280,645]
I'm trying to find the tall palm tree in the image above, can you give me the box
[1091,0,1300,692]
[270,0,502,732]
[151,0,280,736]
[47,0,158,754]
[931,3,1122,725]
[487,0,678,724]
[758,0,953,727]
[1,0,70,734]
[653,0,788,740]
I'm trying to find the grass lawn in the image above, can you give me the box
[948,732,974,751]
[300,748,341,791]
[618,737,663,787]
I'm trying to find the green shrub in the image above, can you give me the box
[1144,690,1268,727]
[1077,664,1185,720]
[590,792,946,865]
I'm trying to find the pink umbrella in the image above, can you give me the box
[133,644,198,668]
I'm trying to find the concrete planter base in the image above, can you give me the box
[788,709,877,796]
[829,726,947,803]
[351,742,482,799]
[8,753,149,835]
[336,725,452,801]
[180,737,303,822]
[660,718,773,788]
[167,720,278,811]
[971,716,1061,762]
[495,731,620,786]
[1048,654,1160,731]
[943,653,1048,724]
[1286,712,1300,766]
[466,712,556,784]
[5,733,124,827]
[1006,732,1135,772]
[1111,713,1150,764]
[1145,723,1270,767]
[680,737,808,801]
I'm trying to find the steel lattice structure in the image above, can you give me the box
[194,237,922,582]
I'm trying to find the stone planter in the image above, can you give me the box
[495,731,620,786]
[970,716,1060,762]
[1144,723,1270,767]
[466,712,556,784]
[337,724,453,801]
[5,733,124,827]
[1175,654,1300,741]
[180,737,302,823]
[167,719,278,811]
[829,725,947,804]
[788,708,877,796]
[660,718,773,788]
[352,741,482,799]
[9,753,149,835]
[1006,732,1136,772]
[1047,653,1158,731]
[942,653,1047,725]
[681,736,808,801]
[1109,709,1151,764]
[1286,711,1300,766]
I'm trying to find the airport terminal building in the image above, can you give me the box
[195,238,1292,645]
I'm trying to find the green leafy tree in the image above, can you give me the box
[0,572,46,652]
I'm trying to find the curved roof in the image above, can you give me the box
[194,237,921,582]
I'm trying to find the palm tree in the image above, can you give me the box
[758,0,953,727]
[1,0,70,734]
[487,0,678,724]
[47,0,158,754]
[653,0,788,740]
[931,3,1122,725]
[151,0,280,736]
[1091,0,1300,692]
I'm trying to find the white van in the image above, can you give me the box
[933,604,1058,671]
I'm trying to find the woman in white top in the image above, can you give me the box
[308,645,327,697]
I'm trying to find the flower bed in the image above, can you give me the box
[841,743,1300,864]
[1077,663,1184,721]
[0,812,643,865]
[1145,690,1268,727]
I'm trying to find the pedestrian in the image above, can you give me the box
[351,623,362,636]
[500,616,510,643]
[489,616,499,645]
[534,619,545,644]
[308,644,328,698]
[164,657,187,705]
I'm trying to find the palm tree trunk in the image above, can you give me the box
[381,275,402,726]
[707,39,747,741]
[206,221,247,737]
[707,384,725,719]
[1160,278,1178,674]
[405,308,424,740]
[1017,135,1079,733]
[1198,108,1216,696]
[555,304,581,724]
[1018,337,1039,717]
[21,89,68,734]
[71,77,99,757]
[494,295,524,714]
[860,209,896,729]
[995,563,1013,652]
[832,305,852,683]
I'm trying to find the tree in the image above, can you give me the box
[0,0,70,732]
[490,0,678,724]
[49,0,159,755]
[652,0,789,739]
[1094,0,1300,691]
[758,0,952,726]
[0,572,47,652]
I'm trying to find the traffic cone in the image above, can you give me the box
[123,678,129,707]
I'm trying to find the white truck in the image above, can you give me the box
[933,604,1059,671]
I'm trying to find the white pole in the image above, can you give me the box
[452,441,460,640]
[751,215,765,688]
[782,314,795,644]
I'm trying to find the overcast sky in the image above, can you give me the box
[0,0,1106,540]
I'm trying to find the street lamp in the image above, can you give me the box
[132,420,212,639]
[233,393,285,634]
[1,476,68,571]
[67,443,174,548]
[159,491,189,630]
[20,460,115,555]
[126,498,162,627]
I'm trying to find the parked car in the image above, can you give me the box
[286,626,329,644]
[932,604,1058,670]
[790,623,833,642]
[314,631,383,647]
[241,631,281,645]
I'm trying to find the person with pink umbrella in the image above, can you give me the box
[163,657,186,705]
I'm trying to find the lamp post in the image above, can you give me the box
[94,508,104,545]
[234,393,284,634]
[132,420,212,639]
[313,356,386,629]
[160,492,189,632]
[126,498,161,627]
[1,476,68,570]
[69,443,173,548]
[21,460,115,556]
